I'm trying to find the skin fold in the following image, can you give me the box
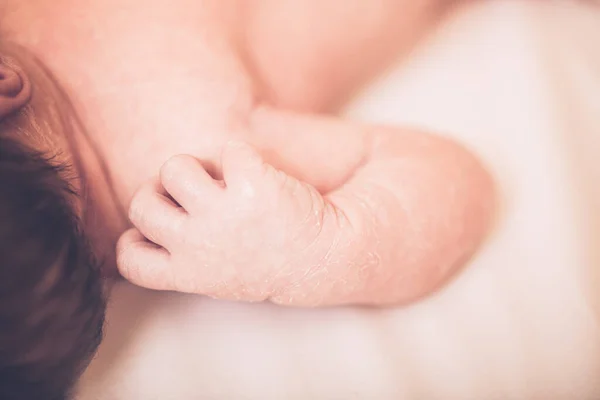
[2,0,493,306]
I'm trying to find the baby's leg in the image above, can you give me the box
[247,106,494,305]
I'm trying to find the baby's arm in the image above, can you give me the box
[117,105,494,307]
[247,106,494,306]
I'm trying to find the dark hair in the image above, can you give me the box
[0,50,106,399]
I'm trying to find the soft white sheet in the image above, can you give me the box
[79,2,600,399]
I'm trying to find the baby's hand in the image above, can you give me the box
[117,142,329,301]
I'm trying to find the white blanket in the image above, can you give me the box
[79,2,600,399]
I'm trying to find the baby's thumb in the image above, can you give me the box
[221,141,275,194]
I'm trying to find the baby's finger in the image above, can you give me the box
[221,141,267,195]
[116,228,175,291]
[129,180,187,248]
[160,154,221,214]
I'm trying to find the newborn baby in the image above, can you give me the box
[0,0,491,398]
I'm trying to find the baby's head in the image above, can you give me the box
[0,44,106,399]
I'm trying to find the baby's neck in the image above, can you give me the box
[73,122,130,276]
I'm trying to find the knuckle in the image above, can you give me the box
[115,231,129,254]
[128,193,144,222]
[116,250,147,286]
[160,154,190,182]
[116,243,136,279]
[128,182,154,222]
[116,230,137,258]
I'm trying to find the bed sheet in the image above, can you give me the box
[78,1,600,399]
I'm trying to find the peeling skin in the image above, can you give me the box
[2,0,493,307]
[116,108,495,307]
[249,108,495,306]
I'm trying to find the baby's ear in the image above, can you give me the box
[0,57,32,119]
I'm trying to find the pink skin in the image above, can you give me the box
[3,0,492,306]
[118,107,494,307]
[0,64,32,117]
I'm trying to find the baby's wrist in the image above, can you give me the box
[267,196,373,306]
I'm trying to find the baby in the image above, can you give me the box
[0,0,491,398]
